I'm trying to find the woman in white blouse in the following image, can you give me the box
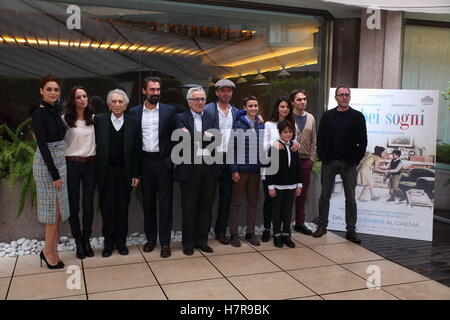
[62,86,96,259]
[261,96,300,242]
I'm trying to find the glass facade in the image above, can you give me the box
[0,0,329,128]
[402,24,450,144]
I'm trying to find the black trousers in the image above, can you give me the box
[99,165,131,248]
[318,160,357,232]
[140,152,173,246]
[67,159,96,241]
[180,164,217,249]
[272,189,295,236]
[214,161,233,235]
[262,180,273,230]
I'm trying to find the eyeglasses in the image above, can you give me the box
[189,98,206,102]
[336,93,350,98]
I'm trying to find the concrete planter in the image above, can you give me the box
[434,163,450,211]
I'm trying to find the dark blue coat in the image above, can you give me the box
[230,110,265,174]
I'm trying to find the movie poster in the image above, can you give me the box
[326,89,439,241]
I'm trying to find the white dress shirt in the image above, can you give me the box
[111,113,124,131]
[142,103,159,152]
[62,115,96,157]
[217,105,233,153]
[190,110,210,157]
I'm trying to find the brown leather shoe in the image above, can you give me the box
[313,227,327,238]
[215,233,230,245]
[346,232,361,244]
[143,242,155,253]
[160,246,171,258]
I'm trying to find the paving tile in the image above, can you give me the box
[163,278,244,300]
[200,239,256,256]
[291,232,349,247]
[288,265,367,295]
[82,246,145,269]
[89,285,167,300]
[8,271,85,300]
[382,280,450,300]
[292,295,324,300]
[85,263,157,293]
[139,242,202,261]
[261,247,335,270]
[322,289,398,300]
[149,257,222,284]
[48,294,87,300]
[0,257,16,278]
[312,243,383,264]
[15,251,81,276]
[341,260,429,287]
[0,277,10,300]
[228,271,315,300]
[208,252,280,277]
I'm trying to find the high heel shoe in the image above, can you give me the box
[40,252,64,269]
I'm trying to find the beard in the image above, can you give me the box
[146,94,160,105]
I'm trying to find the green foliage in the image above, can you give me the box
[312,159,321,177]
[0,118,37,218]
[442,81,450,110]
[436,141,450,164]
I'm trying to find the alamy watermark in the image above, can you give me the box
[366,265,381,289]
[66,5,81,30]
[366,7,381,30]
[170,128,280,175]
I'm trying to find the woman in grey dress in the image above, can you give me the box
[32,75,70,269]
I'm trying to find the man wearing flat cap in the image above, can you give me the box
[204,79,240,245]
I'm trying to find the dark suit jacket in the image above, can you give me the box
[128,102,177,170]
[173,110,220,182]
[204,101,239,129]
[94,113,140,191]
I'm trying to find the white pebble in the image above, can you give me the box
[5,248,16,254]
[18,250,24,256]
[31,239,38,244]
[59,236,69,243]
[17,238,26,245]
[25,250,30,255]
[10,241,18,249]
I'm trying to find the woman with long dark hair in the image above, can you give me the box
[62,85,96,259]
[261,96,299,243]
[32,75,69,269]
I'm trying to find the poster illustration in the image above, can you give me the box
[326,89,439,241]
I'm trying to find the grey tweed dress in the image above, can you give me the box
[33,140,70,224]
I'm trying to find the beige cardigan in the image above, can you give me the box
[295,111,316,160]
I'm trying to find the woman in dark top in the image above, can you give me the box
[32,75,70,269]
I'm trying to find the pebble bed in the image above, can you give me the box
[0,223,317,258]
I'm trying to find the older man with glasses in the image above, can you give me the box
[314,85,367,244]
[174,86,220,255]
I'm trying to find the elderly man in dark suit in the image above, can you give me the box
[95,89,139,257]
[174,86,219,255]
[129,76,176,258]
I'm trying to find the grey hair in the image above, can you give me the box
[107,89,129,105]
[186,86,206,101]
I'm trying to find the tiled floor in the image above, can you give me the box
[1,232,450,300]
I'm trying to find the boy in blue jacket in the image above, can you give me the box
[229,96,265,247]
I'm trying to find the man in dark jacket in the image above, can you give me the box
[315,86,367,243]
[204,79,239,245]
[129,76,176,258]
[95,89,139,257]
[174,86,219,256]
